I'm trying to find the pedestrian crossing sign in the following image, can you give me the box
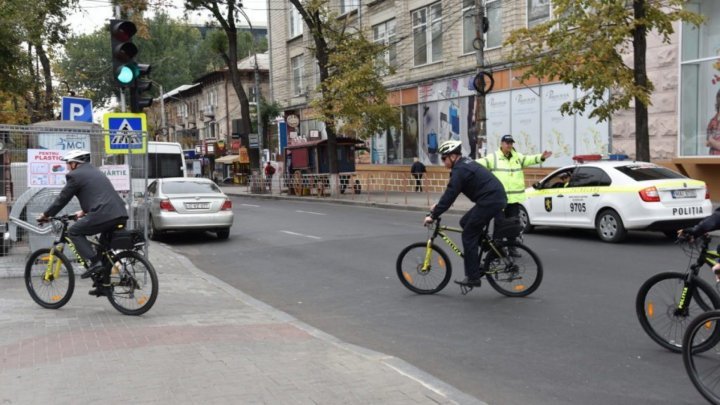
[103,112,148,154]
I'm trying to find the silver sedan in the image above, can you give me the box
[143,177,234,240]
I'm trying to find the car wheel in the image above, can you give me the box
[216,229,230,240]
[148,216,161,241]
[518,205,533,233]
[595,209,627,243]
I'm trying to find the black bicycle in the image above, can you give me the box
[636,234,720,353]
[25,214,158,316]
[683,310,720,404]
[396,217,543,297]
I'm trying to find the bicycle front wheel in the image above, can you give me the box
[483,242,543,297]
[107,251,158,316]
[683,310,720,405]
[396,242,452,294]
[636,272,720,353]
[25,248,75,309]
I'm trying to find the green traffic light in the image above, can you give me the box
[117,65,135,85]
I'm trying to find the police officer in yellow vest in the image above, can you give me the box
[477,134,552,254]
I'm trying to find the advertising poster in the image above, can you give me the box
[575,89,610,156]
[511,88,542,155]
[542,83,576,166]
[372,130,387,164]
[402,105,419,163]
[99,164,130,192]
[27,149,66,188]
[485,91,511,157]
[419,102,440,165]
[38,133,91,151]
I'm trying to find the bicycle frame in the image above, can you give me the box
[42,218,108,282]
[422,219,505,271]
[677,236,719,313]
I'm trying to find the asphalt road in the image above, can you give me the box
[163,196,714,405]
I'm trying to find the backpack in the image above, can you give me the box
[267,165,276,175]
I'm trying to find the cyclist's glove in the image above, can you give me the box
[681,227,699,238]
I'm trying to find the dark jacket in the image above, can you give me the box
[44,163,128,220]
[687,207,720,236]
[411,161,426,175]
[431,156,506,219]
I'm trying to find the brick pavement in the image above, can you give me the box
[0,241,484,405]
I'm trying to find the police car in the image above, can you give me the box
[518,156,712,242]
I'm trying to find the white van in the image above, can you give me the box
[105,141,186,195]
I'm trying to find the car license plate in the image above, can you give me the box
[671,190,696,199]
[185,202,209,209]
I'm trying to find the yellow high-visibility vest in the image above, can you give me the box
[476,149,544,204]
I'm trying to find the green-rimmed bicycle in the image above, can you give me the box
[396,217,543,297]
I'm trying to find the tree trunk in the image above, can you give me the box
[633,0,650,162]
[35,43,54,121]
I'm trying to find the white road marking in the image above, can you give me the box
[295,210,326,216]
[241,204,260,207]
[280,230,322,240]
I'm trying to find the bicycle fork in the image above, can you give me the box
[43,247,64,282]
[421,239,434,272]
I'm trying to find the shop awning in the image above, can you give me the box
[215,155,240,164]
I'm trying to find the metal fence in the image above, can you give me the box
[0,123,149,277]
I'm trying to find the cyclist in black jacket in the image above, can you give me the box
[679,206,720,280]
[424,140,507,286]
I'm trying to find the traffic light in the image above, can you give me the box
[109,19,138,86]
[130,63,153,113]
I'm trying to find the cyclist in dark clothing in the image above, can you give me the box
[679,206,720,280]
[424,140,507,286]
[37,150,128,296]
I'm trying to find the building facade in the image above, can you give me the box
[268,0,719,170]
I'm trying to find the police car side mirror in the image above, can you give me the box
[532,182,541,190]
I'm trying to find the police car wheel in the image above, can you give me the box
[518,206,533,233]
[595,209,627,243]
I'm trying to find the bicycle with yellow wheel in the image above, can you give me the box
[24,214,158,316]
[396,216,543,296]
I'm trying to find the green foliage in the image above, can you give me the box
[56,12,215,107]
[506,0,703,121]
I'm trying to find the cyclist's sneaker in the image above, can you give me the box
[88,286,110,297]
[457,276,483,287]
[81,262,104,279]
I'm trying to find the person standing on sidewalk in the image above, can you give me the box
[476,134,552,255]
[264,161,276,192]
[424,140,506,286]
[410,157,426,192]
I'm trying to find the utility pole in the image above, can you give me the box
[158,83,167,141]
[237,6,263,168]
[474,0,486,159]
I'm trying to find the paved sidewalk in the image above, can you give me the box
[0,242,483,405]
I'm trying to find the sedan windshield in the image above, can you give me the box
[614,165,686,181]
[162,181,221,194]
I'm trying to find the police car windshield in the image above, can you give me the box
[614,165,685,181]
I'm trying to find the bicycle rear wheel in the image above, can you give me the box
[636,272,720,353]
[483,241,543,297]
[24,248,75,309]
[683,310,720,405]
[396,242,452,294]
[106,251,158,316]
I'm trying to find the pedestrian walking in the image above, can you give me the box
[410,157,426,192]
[477,134,552,255]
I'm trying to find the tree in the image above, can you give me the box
[259,97,282,152]
[505,0,703,161]
[184,0,254,136]
[289,0,399,190]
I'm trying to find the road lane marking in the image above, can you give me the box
[280,230,322,240]
[241,203,260,207]
[295,210,326,216]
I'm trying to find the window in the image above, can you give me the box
[679,0,720,156]
[291,55,304,96]
[288,4,303,38]
[527,0,550,28]
[614,165,685,181]
[373,19,397,69]
[463,0,502,54]
[568,167,611,187]
[412,2,443,66]
[340,0,359,14]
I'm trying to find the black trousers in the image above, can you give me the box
[67,215,127,265]
[412,174,423,191]
[460,200,506,279]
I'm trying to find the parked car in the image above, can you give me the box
[142,177,234,240]
[519,159,712,242]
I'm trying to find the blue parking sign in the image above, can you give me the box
[61,97,93,122]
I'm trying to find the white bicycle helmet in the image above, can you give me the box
[438,140,462,156]
[61,149,91,164]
